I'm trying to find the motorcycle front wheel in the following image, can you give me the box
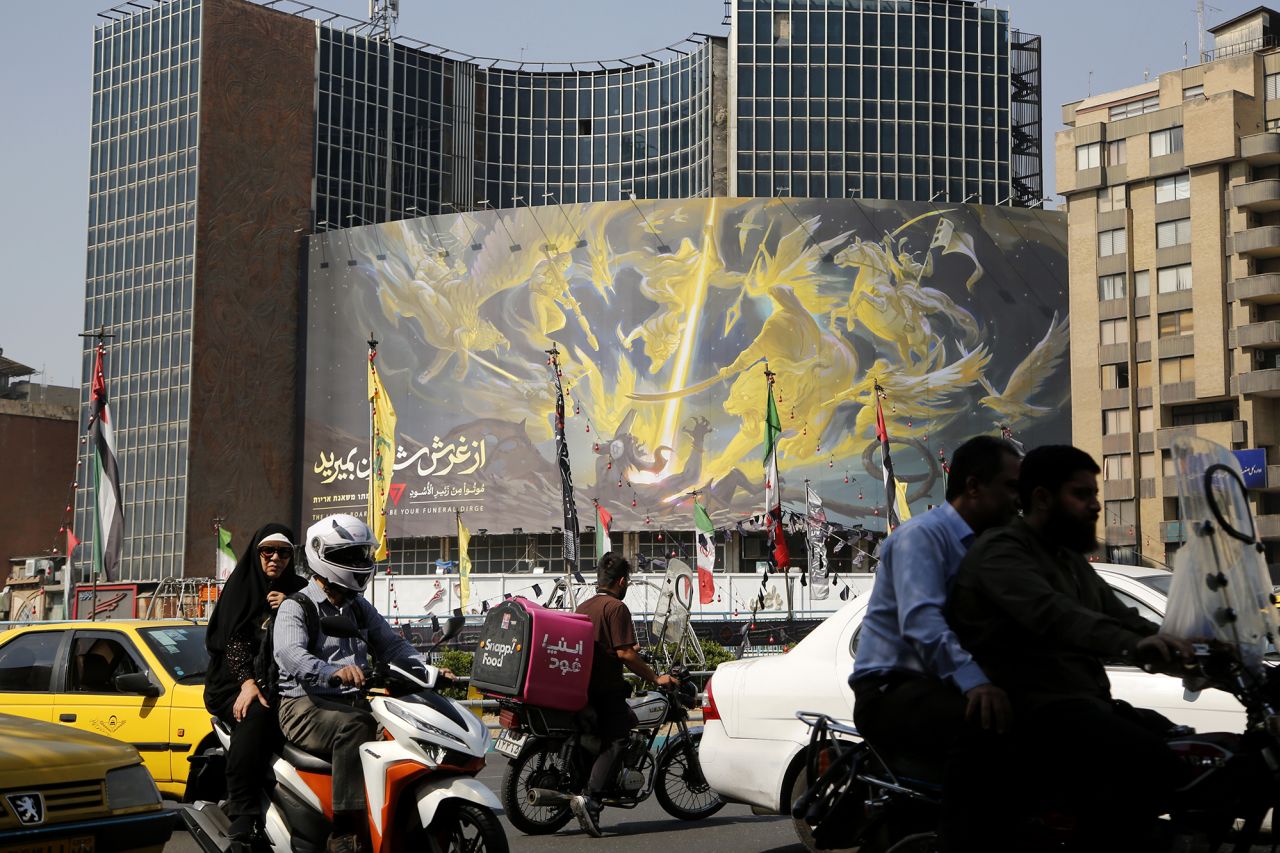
[423,802,509,853]
[654,732,725,821]
[499,742,573,835]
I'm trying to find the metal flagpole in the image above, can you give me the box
[368,333,379,614]
[78,325,117,620]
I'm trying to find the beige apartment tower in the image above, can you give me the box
[1060,6,1280,572]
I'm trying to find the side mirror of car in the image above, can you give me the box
[115,672,161,697]
[320,615,361,639]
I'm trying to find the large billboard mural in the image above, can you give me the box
[302,198,1069,536]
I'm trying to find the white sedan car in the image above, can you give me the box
[697,563,1246,844]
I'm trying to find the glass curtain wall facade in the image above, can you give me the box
[314,27,718,231]
[79,0,201,580]
[472,46,715,209]
[731,0,1037,205]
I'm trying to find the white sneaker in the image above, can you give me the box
[570,794,603,838]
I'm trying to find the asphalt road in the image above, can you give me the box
[163,761,1276,853]
[164,761,805,853]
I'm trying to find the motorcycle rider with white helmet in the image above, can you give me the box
[275,514,444,853]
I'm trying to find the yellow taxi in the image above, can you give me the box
[0,621,215,801]
[0,712,173,852]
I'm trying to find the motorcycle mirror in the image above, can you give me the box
[441,615,466,642]
[320,615,361,638]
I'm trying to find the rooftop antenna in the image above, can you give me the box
[1197,0,1206,59]
[368,0,398,39]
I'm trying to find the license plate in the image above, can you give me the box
[494,730,527,759]
[0,835,94,853]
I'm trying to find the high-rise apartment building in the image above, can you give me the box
[1060,6,1280,570]
[79,0,1043,581]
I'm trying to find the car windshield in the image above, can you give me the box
[139,626,208,682]
[1136,574,1173,597]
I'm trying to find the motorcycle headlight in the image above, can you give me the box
[105,763,161,811]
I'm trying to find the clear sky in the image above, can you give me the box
[0,0,1242,390]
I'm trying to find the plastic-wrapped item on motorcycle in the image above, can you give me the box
[470,597,595,711]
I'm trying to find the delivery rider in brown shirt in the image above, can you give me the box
[569,553,675,837]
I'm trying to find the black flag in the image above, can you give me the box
[548,347,581,570]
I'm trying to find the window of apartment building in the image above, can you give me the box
[1156,218,1192,248]
[1268,117,1280,132]
[1138,406,1155,432]
[1100,318,1129,345]
[1103,408,1130,435]
[1155,173,1191,203]
[1105,499,1136,527]
[1097,185,1126,213]
[1266,72,1280,101]
[1107,139,1127,166]
[1109,95,1160,120]
[1140,452,1157,479]
[1169,402,1235,426]
[1157,309,1194,337]
[1160,355,1195,383]
[1182,84,1205,99]
[1099,227,1127,257]
[1134,269,1151,298]
[1136,360,1153,387]
[1102,362,1131,390]
[1135,315,1152,342]
[1098,273,1127,300]
[1157,264,1192,293]
[1150,126,1184,157]
[1104,454,1133,480]
[1077,142,1101,170]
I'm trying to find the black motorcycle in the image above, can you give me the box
[494,664,724,835]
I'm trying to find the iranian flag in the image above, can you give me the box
[764,373,790,571]
[694,500,716,604]
[595,501,612,557]
[216,527,235,580]
[90,344,123,582]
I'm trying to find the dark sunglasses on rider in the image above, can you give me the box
[259,547,293,559]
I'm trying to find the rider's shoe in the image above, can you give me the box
[570,794,603,838]
[227,815,257,841]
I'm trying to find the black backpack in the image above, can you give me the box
[254,592,368,704]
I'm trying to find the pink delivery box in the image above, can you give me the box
[470,597,595,712]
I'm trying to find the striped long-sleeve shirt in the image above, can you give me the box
[274,580,438,699]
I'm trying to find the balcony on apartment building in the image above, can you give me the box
[1159,520,1185,542]
[1231,272,1280,305]
[1230,320,1280,350]
[1104,525,1138,547]
[1242,132,1280,166]
[1231,178,1280,213]
[1231,225,1280,258]
[1155,420,1247,450]
[1257,514,1280,539]
[1231,367,1280,397]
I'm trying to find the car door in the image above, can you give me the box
[0,630,67,722]
[53,629,173,788]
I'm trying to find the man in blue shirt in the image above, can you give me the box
[851,434,1021,852]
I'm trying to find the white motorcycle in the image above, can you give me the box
[180,615,507,853]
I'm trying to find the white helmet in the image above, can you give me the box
[305,514,377,594]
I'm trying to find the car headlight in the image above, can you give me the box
[105,764,160,811]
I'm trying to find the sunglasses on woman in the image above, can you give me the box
[259,547,293,559]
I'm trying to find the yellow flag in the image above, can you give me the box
[457,515,471,609]
[368,357,397,561]
[895,481,913,523]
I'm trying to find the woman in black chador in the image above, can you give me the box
[205,523,307,842]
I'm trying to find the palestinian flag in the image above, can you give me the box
[595,501,612,557]
[875,384,900,531]
[90,345,123,582]
[764,373,789,571]
[216,527,235,580]
[694,500,716,604]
